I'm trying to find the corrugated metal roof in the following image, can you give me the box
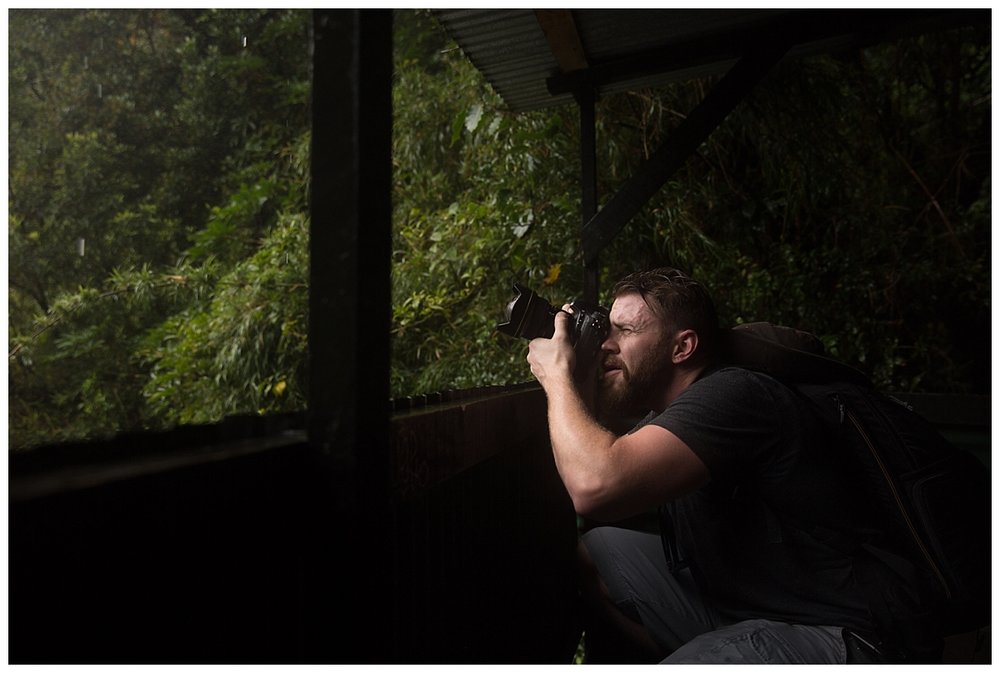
[434,9,988,113]
[435,9,562,112]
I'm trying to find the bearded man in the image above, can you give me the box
[526,267,923,664]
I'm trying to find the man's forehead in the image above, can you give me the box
[610,292,658,325]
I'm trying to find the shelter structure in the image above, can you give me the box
[10,9,990,663]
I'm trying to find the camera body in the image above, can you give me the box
[496,283,610,362]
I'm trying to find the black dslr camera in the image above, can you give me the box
[496,283,610,363]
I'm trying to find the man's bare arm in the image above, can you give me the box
[528,312,710,521]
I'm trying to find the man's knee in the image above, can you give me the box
[663,620,847,664]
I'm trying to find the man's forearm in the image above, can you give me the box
[543,373,619,510]
[526,312,620,511]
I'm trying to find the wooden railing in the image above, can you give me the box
[9,388,987,663]
[9,384,580,663]
[388,383,580,662]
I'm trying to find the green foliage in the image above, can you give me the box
[390,10,586,397]
[8,9,310,320]
[8,10,990,450]
[594,27,990,393]
[141,211,309,424]
[8,262,220,447]
[9,9,312,448]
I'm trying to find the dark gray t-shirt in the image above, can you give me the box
[638,366,877,631]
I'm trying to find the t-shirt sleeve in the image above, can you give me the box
[644,368,792,484]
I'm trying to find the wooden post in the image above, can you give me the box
[307,9,393,661]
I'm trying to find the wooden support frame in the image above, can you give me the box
[309,8,392,510]
[307,9,394,661]
[534,9,589,74]
[580,41,789,265]
[535,10,791,296]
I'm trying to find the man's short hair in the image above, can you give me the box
[611,267,720,364]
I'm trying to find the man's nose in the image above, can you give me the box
[600,331,618,353]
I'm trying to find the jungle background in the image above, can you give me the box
[8,9,991,449]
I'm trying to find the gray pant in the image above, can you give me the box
[581,526,848,664]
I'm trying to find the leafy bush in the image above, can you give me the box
[7,10,989,449]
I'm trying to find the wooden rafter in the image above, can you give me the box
[534,9,588,74]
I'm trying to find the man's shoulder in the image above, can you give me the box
[672,365,804,424]
[690,365,788,397]
[648,365,805,479]
[665,365,798,421]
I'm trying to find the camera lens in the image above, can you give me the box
[497,283,557,340]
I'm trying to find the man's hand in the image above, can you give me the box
[526,305,576,392]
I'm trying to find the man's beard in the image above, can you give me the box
[597,342,671,421]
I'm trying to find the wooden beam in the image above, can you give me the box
[309,8,393,498]
[307,9,393,662]
[582,41,789,264]
[534,9,589,73]
[548,9,987,97]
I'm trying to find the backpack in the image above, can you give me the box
[722,322,990,654]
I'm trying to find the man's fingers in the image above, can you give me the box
[552,309,573,340]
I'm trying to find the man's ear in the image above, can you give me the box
[671,329,699,364]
